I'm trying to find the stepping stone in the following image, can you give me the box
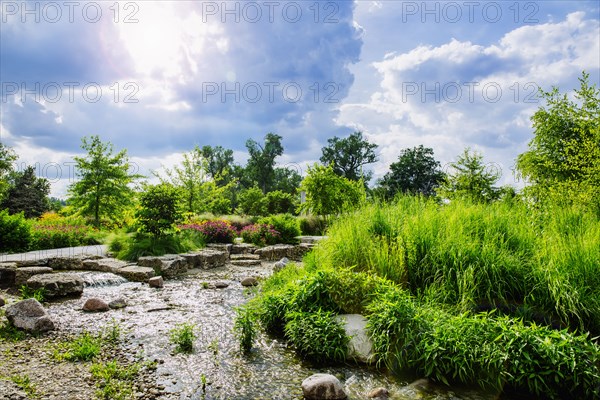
[230,254,260,260]
[230,259,262,267]
[15,267,53,287]
[118,266,154,282]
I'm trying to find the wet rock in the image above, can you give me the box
[109,298,127,309]
[301,373,347,400]
[82,297,110,312]
[273,257,290,272]
[367,387,389,398]
[26,273,84,299]
[5,298,55,332]
[83,258,128,273]
[254,244,309,261]
[213,281,229,289]
[241,277,258,287]
[148,276,164,288]
[397,379,433,398]
[118,266,155,282]
[0,296,5,307]
[231,243,257,254]
[138,255,188,278]
[15,266,53,286]
[335,314,375,364]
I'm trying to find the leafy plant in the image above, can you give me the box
[0,209,31,253]
[55,331,102,361]
[90,360,140,400]
[240,223,281,246]
[10,374,40,398]
[0,320,27,342]
[179,220,237,243]
[136,183,182,236]
[19,285,46,302]
[257,214,300,244]
[169,322,197,353]
[233,306,256,353]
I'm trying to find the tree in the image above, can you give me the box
[200,145,234,185]
[265,190,296,214]
[245,133,283,193]
[1,166,50,218]
[320,131,378,182]
[378,145,445,198]
[136,183,182,236]
[237,186,267,216]
[271,167,302,194]
[516,72,600,214]
[68,135,141,226]
[298,163,365,217]
[0,143,17,202]
[438,148,500,203]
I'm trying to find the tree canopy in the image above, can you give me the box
[320,131,378,182]
[0,142,17,201]
[200,145,234,185]
[1,165,50,218]
[245,133,284,193]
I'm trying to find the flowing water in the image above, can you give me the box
[46,267,499,400]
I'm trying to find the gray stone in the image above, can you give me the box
[47,255,102,270]
[241,277,258,287]
[138,255,188,278]
[230,259,262,267]
[229,253,260,260]
[301,374,347,400]
[196,249,229,269]
[297,236,327,244]
[148,276,164,288]
[82,297,110,312]
[254,244,309,261]
[0,262,17,287]
[367,387,389,398]
[15,259,48,267]
[230,243,257,255]
[118,266,155,282]
[205,243,232,254]
[83,258,128,273]
[108,298,127,309]
[26,273,84,299]
[213,281,229,289]
[335,314,375,364]
[273,257,290,272]
[15,267,53,286]
[5,298,55,332]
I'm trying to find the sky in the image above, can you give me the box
[1,0,599,198]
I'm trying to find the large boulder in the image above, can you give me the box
[82,258,128,273]
[26,273,84,299]
[137,255,188,278]
[82,298,110,312]
[335,314,375,364]
[183,249,228,270]
[15,267,53,287]
[5,298,55,332]
[241,276,258,287]
[205,243,232,255]
[117,266,154,282]
[301,374,347,400]
[254,244,309,261]
[231,243,257,255]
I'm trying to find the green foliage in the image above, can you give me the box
[90,360,140,400]
[237,187,267,216]
[19,286,46,302]
[298,163,366,217]
[55,331,102,361]
[9,374,39,398]
[233,306,257,353]
[1,165,50,218]
[265,190,296,215]
[517,72,600,215]
[271,167,302,194]
[136,183,182,236]
[179,220,237,243]
[297,215,327,236]
[320,131,378,182]
[0,209,31,252]
[0,142,17,202]
[378,145,445,198]
[109,232,203,261]
[240,223,281,246]
[169,322,197,353]
[30,214,99,250]
[0,320,27,342]
[257,214,300,244]
[200,145,234,185]
[437,148,500,203]
[68,135,141,226]
[245,133,284,193]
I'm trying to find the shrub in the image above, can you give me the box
[240,223,281,246]
[237,187,267,216]
[258,214,300,244]
[30,223,98,250]
[265,190,296,214]
[298,215,327,236]
[136,183,182,236]
[109,232,203,261]
[19,285,46,302]
[179,220,237,243]
[0,209,31,252]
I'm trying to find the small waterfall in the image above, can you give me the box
[78,272,128,288]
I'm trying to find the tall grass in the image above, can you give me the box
[312,196,600,334]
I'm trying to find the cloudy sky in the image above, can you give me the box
[1,0,599,197]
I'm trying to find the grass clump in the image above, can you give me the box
[9,374,40,398]
[169,322,197,353]
[233,306,256,353]
[108,231,204,261]
[0,320,27,342]
[18,286,46,302]
[54,331,102,361]
[90,360,140,400]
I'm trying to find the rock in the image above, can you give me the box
[397,379,433,398]
[83,258,128,273]
[335,314,375,364]
[0,296,5,307]
[148,276,164,288]
[230,259,262,267]
[272,257,290,272]
[138,255,188,278]
[109,298,127,309]
[0,262,17,287]
[231,243,257,254]
[229,253,260,260]
[118,266,155,282]
[301,374,347,400]
[254,244,309,261]
[367,387,389,398]
[47,255,99,270]
[194,249,229,269]
[297,235,327,244]
[15,266,53,286]
[15,259,48,267]
[5,298,55,332]
[213,281,229,289]
[82,297,110,312]
[205,243,232,254]
[26,273,84,299]
[241,277,258,287]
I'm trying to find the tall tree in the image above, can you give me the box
[1,166,50,218]
[271,167,302,194]
[0,142,17,202]
[68,135,140,226]
[157,146,206,213]
[516,72,600,214]
[320,131,378,182]
[200,145,234,185]
[378,145,445,198]
[245,133,283,194]
[438,148,500,203]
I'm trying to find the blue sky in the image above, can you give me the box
[1,0,599,197]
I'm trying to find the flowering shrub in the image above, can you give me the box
[241,224,281,246]
[30,223,97,250]
[179,220,237,243]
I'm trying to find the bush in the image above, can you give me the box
[136,183,182,236]
[298,215,327,236]
[0,209,31,252]
[234,306,257,353]
[30,223,98,250]
[109,232,204,261]
[258,214,300,244]
[179,220,237,243]
[237,187,267,216]
[265,190,296,214]
[240,223,281,246]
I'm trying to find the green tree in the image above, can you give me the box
[438,148,500,203]
[299,163,365,217]
[378,145,445,198]
[0,142,17,201]
[157,146,206,213]
[320,131,378,182]
[245,133,283,193]
[237,186,267,216]
[68,135,141,226]
[516,72,600,214]
[1,166,50,218]
[265,190,296,214]
[136,183,182,236]
[271,167,302,194]
[200,145,234,185]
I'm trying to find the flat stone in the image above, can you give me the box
[15,259,48,267]
[47,255,98,270]
[230,259,262,267]
[83,258,128,273]
[254,244,309,261]
[26,273,84,299]
[301,374,347,400]
[82,297,110,312]
[148,276,164,288]
[335,314,375,364]
[273,257,290,272]
[241,277,258,287]
[118,266,155,282]
[229,253,260,260]
[109,298,127,309]
[5,298,55,332]
[195,249,229,269]
[297,236,327,244]
[15,267,53,287]
[213,281,229,289]
[230,243,258,255]
[205,243,232,254]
